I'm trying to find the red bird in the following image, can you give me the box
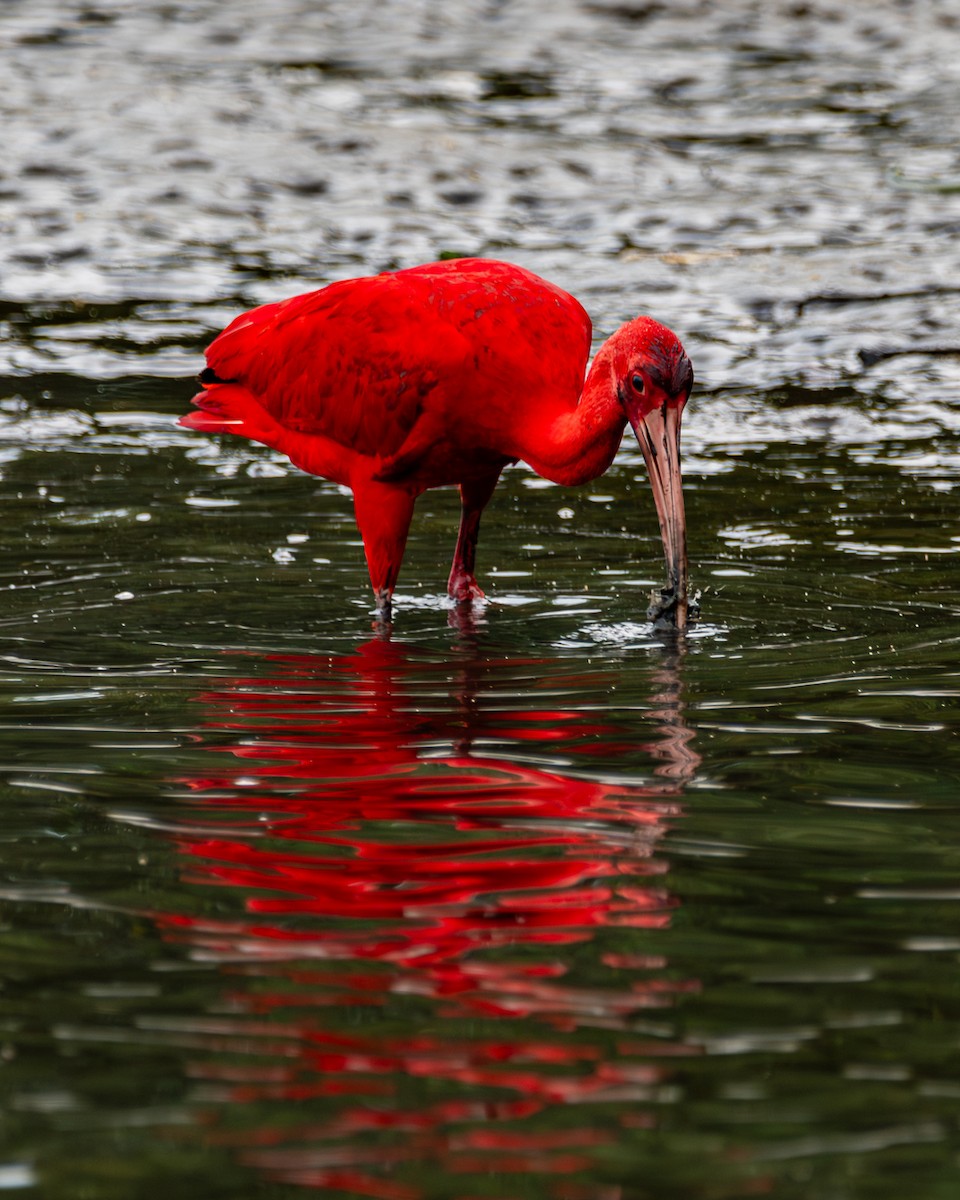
[180,258,694,625]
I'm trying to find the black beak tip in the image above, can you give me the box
[647,584,701,628]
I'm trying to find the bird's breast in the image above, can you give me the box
[402,443,513,489]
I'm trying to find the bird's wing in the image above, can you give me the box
[204,259,593,464]
[203,276,459,461]
[411,258,593,405]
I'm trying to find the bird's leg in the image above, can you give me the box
[352,481,416,618]
[448,471,501,603]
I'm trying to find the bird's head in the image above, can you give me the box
[609,317,694,425]
[608,317,694,628]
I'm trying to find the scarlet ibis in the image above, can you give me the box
[180,258,694,624]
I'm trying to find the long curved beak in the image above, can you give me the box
[630,399,689,629]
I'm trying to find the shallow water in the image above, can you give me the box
[3,2,960,1198]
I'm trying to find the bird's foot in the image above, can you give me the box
[448,572,486,604]
[373,587,394,624]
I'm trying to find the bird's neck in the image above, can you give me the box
[518,348,626,487]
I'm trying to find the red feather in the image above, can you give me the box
[180,258,692,624]
[202,259,591,467]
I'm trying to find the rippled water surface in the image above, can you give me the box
[3,2,960,1197]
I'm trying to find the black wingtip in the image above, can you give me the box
[199,366,231,385]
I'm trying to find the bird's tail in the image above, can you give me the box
[179,383,287,453]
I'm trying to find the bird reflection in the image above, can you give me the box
[161,630,702,1194]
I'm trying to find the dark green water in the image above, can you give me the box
[3,2,960,1197]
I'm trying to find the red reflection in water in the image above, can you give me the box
[160,631,702,1195]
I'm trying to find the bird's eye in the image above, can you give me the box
[631,373,645,394]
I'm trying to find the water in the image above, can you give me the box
[3,2,960,1197]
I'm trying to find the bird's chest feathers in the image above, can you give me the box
[372,409,509,487]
